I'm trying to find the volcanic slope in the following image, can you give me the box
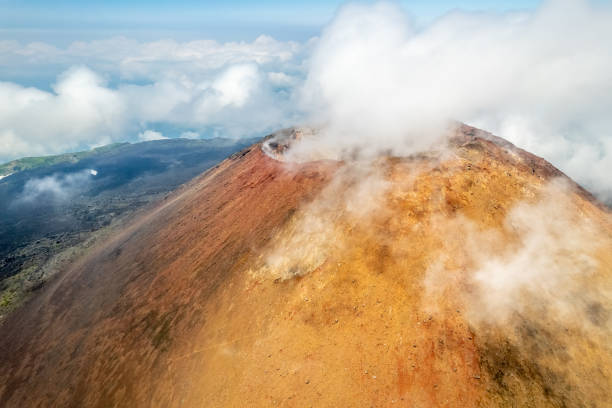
[0,125,611,407]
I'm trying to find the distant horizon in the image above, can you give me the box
[0,133,261,167]
[1,1,543,90]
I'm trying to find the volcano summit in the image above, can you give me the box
[0,124,610,407]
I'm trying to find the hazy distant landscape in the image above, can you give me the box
[0,137,254,319]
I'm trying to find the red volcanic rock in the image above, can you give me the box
[0,125,610,407]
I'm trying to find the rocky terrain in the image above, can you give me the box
[0,137,255,320]
[0,125,610,407]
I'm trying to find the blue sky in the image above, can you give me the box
[1,0,542,43]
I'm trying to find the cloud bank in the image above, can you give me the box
[296,0,612,200]
[1,0,612,201]
[0,35,305,161]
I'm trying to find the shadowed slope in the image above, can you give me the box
[0,144,338,407]
[0,126,610,407]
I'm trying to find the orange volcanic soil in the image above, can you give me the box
[0,125,611,407]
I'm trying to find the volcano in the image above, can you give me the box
[0,124,610,407]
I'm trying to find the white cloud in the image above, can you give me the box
[0,34,306,161]
[0,66,125,159]
[295,0,612,201]
[268,72,296,87]
[0,35,303,82]
[138,130,167,141]
[16,169,96,203]
[180,131,200,139]
[0,38,303,161]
